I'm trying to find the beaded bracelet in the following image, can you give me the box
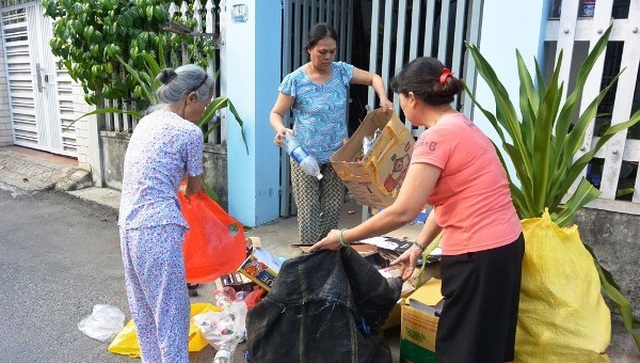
[339,228,349,248]
[413,240,426,252]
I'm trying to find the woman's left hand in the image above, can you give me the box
[308,229,342,252]
[380,98,394,111]
[390,244,424,281]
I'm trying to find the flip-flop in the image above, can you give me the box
[187,283,200,297]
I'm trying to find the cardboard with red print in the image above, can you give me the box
[331,108,415,208]
[237,237,283,291]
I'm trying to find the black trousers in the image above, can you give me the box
[436,234,525,363]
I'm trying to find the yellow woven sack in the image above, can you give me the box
[108,302,219,357]
[515,211,611,362]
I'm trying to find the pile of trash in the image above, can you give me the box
[77,234,441,363]
[77,237,276,362]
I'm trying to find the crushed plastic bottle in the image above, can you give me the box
[282,133,323,180]
[213,347,232,363]
[235,290,250,301]
[193,286,247,363]
[213,286,237,310]
[362,128,383,157]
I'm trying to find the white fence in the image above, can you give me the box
[367,0,482,136]
[546,0,640,214]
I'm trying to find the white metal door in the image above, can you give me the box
[1,3,76,156]
[367,0,482,136]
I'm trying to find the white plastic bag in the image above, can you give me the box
[78,304,125,342]
[192,301,247,351]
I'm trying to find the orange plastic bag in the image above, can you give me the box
[178,190,246,284]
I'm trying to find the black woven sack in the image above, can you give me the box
[246,248,402,363]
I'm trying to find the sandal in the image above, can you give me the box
[187,283,199,297]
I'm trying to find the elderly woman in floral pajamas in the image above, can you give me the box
[118,64,213,363]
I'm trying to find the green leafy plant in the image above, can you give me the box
[43,0,216,107]
[466,26,640,350]
[76,46,248,202]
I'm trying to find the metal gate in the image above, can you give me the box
[354,0,482,220]
[367,0,482,134]
[279,0,354,217]
[1,2,77,156]
[277,0,482,217]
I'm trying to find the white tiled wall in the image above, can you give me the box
[0,46,13,146]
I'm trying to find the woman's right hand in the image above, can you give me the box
[274,128,293,147]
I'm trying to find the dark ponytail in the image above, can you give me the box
[390,57,464,105]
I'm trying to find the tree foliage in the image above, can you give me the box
[43,0,217,109]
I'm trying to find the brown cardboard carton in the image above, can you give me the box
[400,279,443,362]
[331,108,414,208]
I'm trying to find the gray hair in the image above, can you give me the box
[155,64,214,105]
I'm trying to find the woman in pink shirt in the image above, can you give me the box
[310,57,524,363]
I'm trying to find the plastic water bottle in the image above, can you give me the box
[212,287,240,363]
[213,286,237,310]
[282,133,323,180]
[213,346,232,363]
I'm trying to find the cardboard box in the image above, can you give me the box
[238,237,283,291]
[331,108,415,208]
[400,279,444,363]
[219,272,257,293]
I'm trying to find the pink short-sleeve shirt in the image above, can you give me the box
[411,113,522,255]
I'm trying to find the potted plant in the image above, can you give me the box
[465,25,640,361]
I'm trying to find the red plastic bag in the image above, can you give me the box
[178,190,246,284]
[244,288,266,309]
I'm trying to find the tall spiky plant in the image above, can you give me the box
[465,26,640,350]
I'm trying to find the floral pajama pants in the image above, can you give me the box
[120,224,190,363]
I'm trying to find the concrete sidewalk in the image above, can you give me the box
[1,145,638,362]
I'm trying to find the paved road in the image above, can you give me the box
[0,189,230,363]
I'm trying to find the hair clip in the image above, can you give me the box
[161,68,177,83]
[440,68,454,84]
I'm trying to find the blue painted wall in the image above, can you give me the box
[223,0,282,227]
[221,0,549,225]
[471,0,548,182]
